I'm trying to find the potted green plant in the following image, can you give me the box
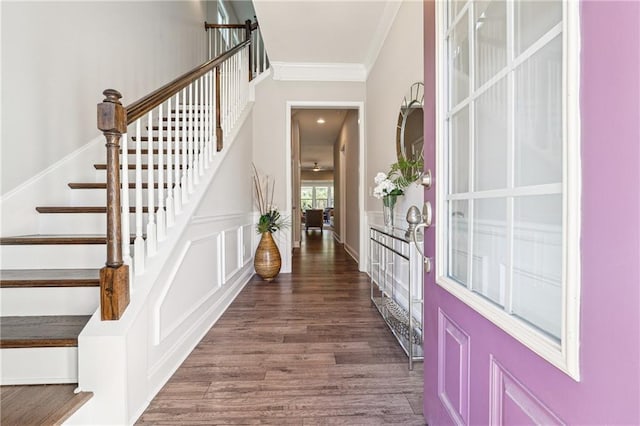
[252,164,288,281]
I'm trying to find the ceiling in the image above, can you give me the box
[294,109,349,172]
[253,1,396,67]
[251,1,398,174]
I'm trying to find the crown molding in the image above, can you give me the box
[363,1,402,77]
[271,62,367,82]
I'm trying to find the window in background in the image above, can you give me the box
[300,183,334,210]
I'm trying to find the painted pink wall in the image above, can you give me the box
[423,1,640,423]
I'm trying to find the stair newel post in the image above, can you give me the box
[215,65,223,152]
[245,20,253,81]
[97,89,130,321]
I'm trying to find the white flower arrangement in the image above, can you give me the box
[373,172,402,199]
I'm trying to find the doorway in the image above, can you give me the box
[286,102,365,270]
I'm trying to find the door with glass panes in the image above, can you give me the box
[422,1,640,424]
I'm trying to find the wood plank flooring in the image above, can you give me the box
[0,384,93,425]
[138,230,424,425]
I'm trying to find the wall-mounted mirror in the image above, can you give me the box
[396,82,424,163]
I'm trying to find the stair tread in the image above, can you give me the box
[0,315,91,348]
[0,234,136,245]
[93,163,183,170]
[36,206,152,214]
[0,269,100,288]
[120,148,186,154]
[1,384,93,425]
[68,182,169,189]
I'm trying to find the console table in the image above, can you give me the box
[369,225,424,369]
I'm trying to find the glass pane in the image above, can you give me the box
[515,0,562,55]
[301,199,312,210]
[512,194,562,340]
[316,199,327,210]
[301,187,313,199]
[448,200,469,286]
[474,0,507,88]
[474,78,507,191]
[515,35,562,187]
[315,187,328,199]
[449,12,470,107]
[450,107,470,193]
[471,198,507,306]
[453,0,466,20]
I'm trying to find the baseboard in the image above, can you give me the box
[333,232,343,244]
[343,242,359,264]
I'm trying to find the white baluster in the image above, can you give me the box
[262,31,267,72]
[175,91,184,212]
[166,96,175,227]
[199,76,205,175]
[146,111,157,256]
[193,79,200,185]
[225,60,229,136]
[121,132,131,266]
[181,87,189,202]
[233,54,237,127]
[203,72,210,169]
[134,120,145,274]
[256,31,261,74]
[187,84,194,193]
[157,102,166,241]
[210,70,215,161]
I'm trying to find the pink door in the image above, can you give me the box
[422,1,639,424]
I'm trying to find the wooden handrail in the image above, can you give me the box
[127,39,250,124]
[205,21,259,31]
[98,33,255,320]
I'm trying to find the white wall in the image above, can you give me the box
[292,119,301,247]
[252,77,365,272]
[337,110,360,259]
[1,1,208,195]
[365,0,424,216]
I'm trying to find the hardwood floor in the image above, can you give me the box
[138,230,424,425]
[0,384,93,425]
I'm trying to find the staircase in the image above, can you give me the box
[0,20,267,423]
[0,108,224,421]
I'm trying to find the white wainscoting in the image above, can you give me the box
[69,213,255,425]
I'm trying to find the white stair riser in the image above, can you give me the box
[69,188,172,206]
[0,347,78,385]
[94,169,189,183]
[0,245,106,269]
[1,287,99,316]
[38,212,162,234]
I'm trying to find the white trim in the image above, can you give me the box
[285,101,366,271]
[363,1,402,76]
[272,62,367,82]
[562,0,582,381]
[435,0,582,380]
[343,242,359,264]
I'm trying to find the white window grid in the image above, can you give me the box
[435,0,582,380]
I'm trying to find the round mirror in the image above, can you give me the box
[396,82,424,163]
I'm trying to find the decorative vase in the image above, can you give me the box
[254,232,282,281]
[383,194,398,228]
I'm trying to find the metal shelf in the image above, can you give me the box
[369,225,424,369]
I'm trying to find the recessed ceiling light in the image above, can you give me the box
[317,118,325,124]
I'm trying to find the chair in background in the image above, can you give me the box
[305,209,323,232]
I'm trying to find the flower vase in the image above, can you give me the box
[254,232,282,282]
[382,194,397,228]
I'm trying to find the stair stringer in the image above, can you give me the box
[65,104,258,425]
